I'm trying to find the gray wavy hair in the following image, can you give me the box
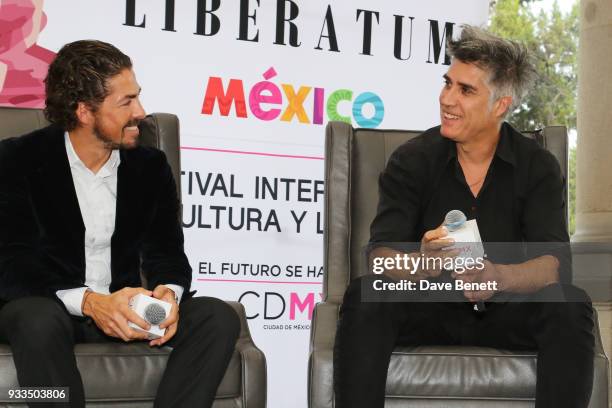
[447,25,537,115]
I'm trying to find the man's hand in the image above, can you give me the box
[82,287,152,342]
[149,285,179,347]
[417,225,459,278]
[452,260,503,302]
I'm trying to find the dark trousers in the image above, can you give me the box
[333,275,595,408]
[0,296,240,408]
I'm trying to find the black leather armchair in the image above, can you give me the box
[0,107,267,407]
[308,121,609,408]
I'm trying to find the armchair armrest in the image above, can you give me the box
[310,302,341,353]
[592,308,610,408]
[308,301,340,408]
[225,301,267,408]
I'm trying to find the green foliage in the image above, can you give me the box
[489,0,578,234]
[489,0,578,130]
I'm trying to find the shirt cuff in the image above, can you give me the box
[56,287,90,317]
[163,284,184,303]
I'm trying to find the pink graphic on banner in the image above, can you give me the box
[0,0,55,108]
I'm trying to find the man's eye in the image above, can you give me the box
[461,87,473,94]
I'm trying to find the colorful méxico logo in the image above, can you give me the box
[202,67,385,128]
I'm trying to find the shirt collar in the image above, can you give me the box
[64,132,121,175]
[495,123,516,166]
[445,122,516,167]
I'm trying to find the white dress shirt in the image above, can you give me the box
[56,133,183,316]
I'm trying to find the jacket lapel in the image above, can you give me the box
[112,150,143,250]
[34,127,85,247]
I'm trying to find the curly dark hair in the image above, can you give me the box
[44,40,132,130]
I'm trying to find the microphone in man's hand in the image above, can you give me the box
[443,210,486,312]
[444,209,467,231]
[144,303,167,325]
[128,294,172,339]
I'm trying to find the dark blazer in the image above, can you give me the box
[0,124,192,304]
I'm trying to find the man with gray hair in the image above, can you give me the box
[333,26,594,408]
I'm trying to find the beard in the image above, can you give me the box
[93,118,141,150]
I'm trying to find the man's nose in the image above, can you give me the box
[439,86,456,107]
[133,98,146,120]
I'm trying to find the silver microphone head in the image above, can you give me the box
[444,210,467,231]
[144,303,167,325]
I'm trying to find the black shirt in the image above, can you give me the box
[369,122,571,283]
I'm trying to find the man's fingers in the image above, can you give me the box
[150,323,177,347]
[428,268,443,278]
[107,321,131,342]
[464,290,494,302]
[159,315,178,330]
[123,287,153,298]
[159,323,177,345]
[423,238,455,251]
[464,290,480,302]
[132,330,150,341]
[420,248,456,263]
[123,307,151,331]
[454,272,472,281]
[121,323,149,341]
[455,269,478,280]
[159,306,178,330]
[444,249,461,258]
[134,287,153,297]
[152,285,167,299]
[149,336,164,347]
[114,320,136,341]
[423,225,448,242]
[115,314,149,341]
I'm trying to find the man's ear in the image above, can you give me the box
[75,102,94,127]
[494,96,513,119]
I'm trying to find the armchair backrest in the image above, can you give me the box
[0,107,182,197]
[323,121,568,303]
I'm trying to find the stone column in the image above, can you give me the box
[574,1,612,404]
[574,0,612,243]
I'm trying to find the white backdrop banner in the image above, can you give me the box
[12,1,489,406]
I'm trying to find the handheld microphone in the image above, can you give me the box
[144,303,167,325]
[444,209,467,231]
[443,210,486,312]
[128,294,172,339]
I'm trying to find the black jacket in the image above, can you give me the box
[0,124,192,304]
